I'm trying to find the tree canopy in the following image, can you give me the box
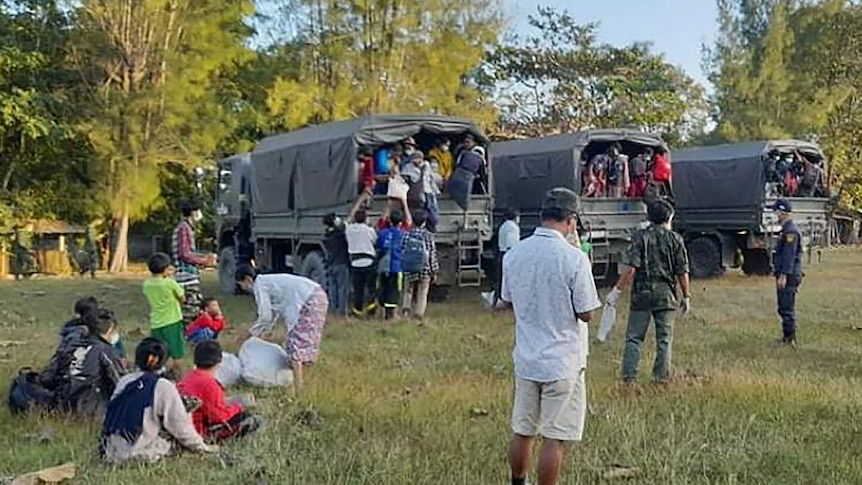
[708,0,862,208]
[8,0,862,268]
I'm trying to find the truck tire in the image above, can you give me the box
[742,248,771,276]
[218,247,238,295]
[687,237,722,279]
[299,251,327,286]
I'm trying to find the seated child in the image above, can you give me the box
[184,297,226,344]
[53,309,125,418]
[100,338,216,463]
[178,340,261,442]
[143,253,186,372]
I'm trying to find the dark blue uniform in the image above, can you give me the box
[773,219,803,341]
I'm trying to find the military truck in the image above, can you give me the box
[213,115,493,294]
[491,129,665,284]
[672,140,832,278]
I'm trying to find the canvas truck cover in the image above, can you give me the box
[673,140,825,212]
[492,129,666,211]
[250,114,488,214]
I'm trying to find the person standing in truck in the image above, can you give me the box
[172,200,217,323]
[649,146,674,202]
[606,143,630,198]
[771,199,803,347]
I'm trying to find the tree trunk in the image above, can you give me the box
[1,159,15,191]
[108,206,129,273]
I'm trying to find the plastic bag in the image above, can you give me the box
[214,352,243,387]
[387,175,409,200]
[596,305,617,343]
[239,337,294,387]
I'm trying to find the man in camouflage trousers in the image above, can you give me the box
[606,199,691,384]
[172,200,217,323]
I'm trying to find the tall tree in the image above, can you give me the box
[69,0,255,271]
[0,0,97,226]
[484,6,708,142]
[708,0,862,208]
[262,0,503,131]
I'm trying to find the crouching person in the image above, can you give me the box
[100,338,216,463]
[235,265,328,394]
[179,341,261,441]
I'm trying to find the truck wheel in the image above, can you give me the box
[742,248,771,276]
[687,237,722,279]
[218,247,238,294]
[299,251,327,286]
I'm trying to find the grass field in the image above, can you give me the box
[0,250,861,484]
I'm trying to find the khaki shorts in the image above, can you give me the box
[511,370,587,442]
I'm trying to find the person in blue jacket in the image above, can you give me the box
[772,199,803,346]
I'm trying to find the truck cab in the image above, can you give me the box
[213,153,254,293]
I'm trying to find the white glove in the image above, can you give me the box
[605,287,621,307]
[680,297,691,315]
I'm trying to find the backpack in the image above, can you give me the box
[402,231,429,274]
[8,367,56,415]
[406,164,427,206]
[631,155,647,179]
[377,230,394,274]
[607,156,621,185]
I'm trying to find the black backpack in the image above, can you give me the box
[8,367,55,415]
[406,164,427,206]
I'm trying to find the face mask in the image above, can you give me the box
[405,147,415,155]
[108,332,120,345]
[193,210,203,222]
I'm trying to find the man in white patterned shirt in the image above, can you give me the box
[500,187,601,485]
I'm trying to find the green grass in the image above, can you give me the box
[1,250,862,484]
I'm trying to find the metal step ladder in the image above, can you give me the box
[456,213,484,288]
[588,222,612,283]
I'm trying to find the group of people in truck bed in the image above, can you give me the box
[356,134,489,226]
[581,142,674,201]
[764,151,828,198]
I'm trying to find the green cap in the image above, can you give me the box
[541,187,581,215]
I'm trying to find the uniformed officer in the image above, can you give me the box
[606,199,691,384]
[772,198,803,346]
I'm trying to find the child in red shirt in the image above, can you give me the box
[184,298,225,344]
[178,341,261,442]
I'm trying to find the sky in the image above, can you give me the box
[505,0,719,88]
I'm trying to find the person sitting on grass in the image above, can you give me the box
[100,338,216,463]
[49,309,125,418]
[143,252,187,376]
[236,265,328,394]
[178,340,262,442]
[184,297,226,345]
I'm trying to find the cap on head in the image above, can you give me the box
[541,188,580,216]
[404,137,417,147]
[410,150,424,161]
[772,199,793,213]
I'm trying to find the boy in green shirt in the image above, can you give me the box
[143,252,186,372]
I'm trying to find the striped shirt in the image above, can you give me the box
[171,220,207,285]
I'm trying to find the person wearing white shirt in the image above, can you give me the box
[236,266,328,393]
[495,209,521,305]
[345,191,379,316]
[499,188,601,485]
